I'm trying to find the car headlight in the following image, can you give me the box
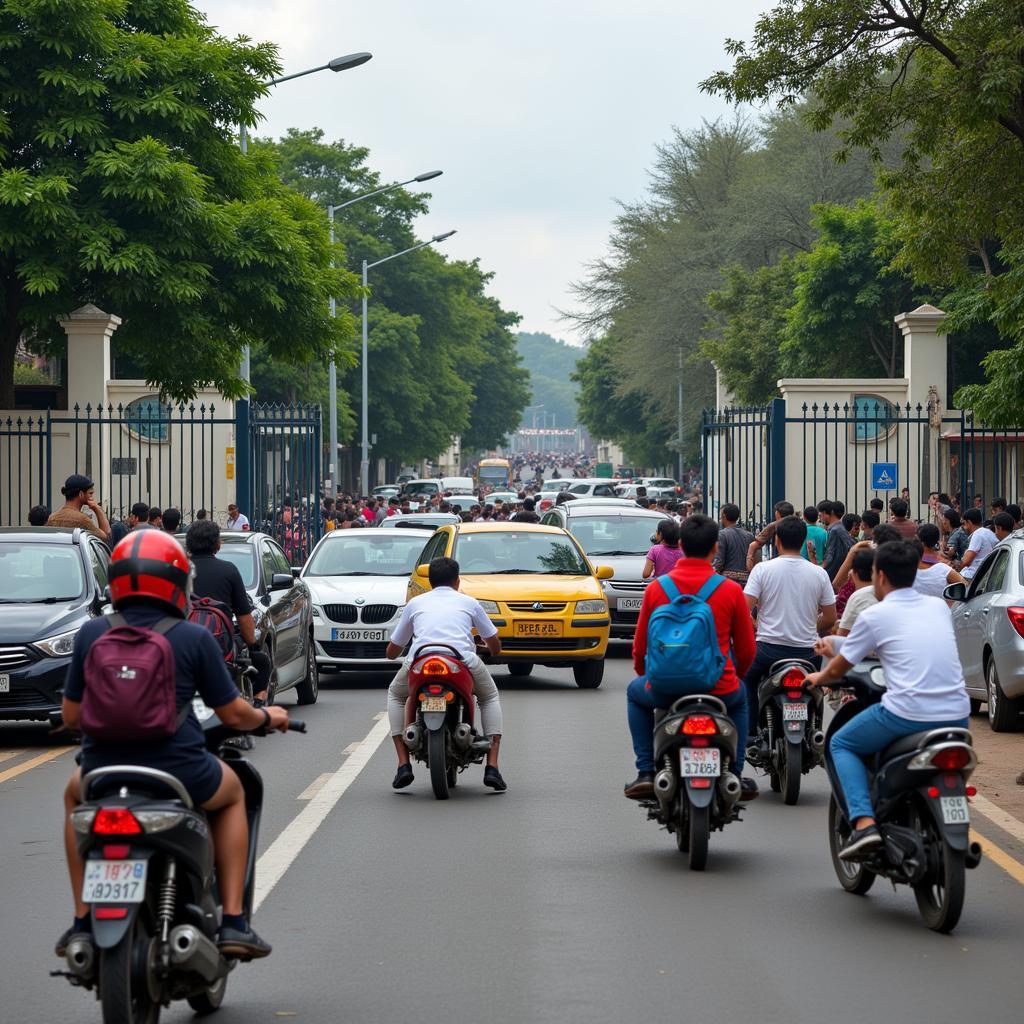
[478,600,500,615]
[34,629,79,658]
[575,599,607,614]
[312,605,322,618]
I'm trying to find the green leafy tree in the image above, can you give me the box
[0,0,361,407]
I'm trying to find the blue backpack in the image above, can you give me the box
[645,574,726,698]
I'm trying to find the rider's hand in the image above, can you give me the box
[266,706,289,732]
[805,671,826,689]
[814,636,835,658]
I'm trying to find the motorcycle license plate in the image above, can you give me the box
[331,628,385,641]
[0,674,8,693]
[82,859,147,904]
[421,697,448,713]
[679,748,720,777]
[941,796,969,825]
[782,702,808,721]
[618,597,643,611]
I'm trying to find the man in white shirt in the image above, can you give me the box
[225,503,250,531]
[743,515,836,736]
[385,556,506,791]
[807,540,970,860]
[836,548,877,635]
[959,507,996,579]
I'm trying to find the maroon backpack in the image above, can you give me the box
[80,615,186,741]
[186,597,235,661]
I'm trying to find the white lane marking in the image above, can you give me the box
[296,772,333,801]
[253,717,390,912]
[972,793,1024,845]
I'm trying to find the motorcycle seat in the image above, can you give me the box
[879,727,972,763]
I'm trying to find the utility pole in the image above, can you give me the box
[677,348,684,481]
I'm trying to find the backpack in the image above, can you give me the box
[186,597,236,661]
[644,575,727,698]
[81,615,187,740]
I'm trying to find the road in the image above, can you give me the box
[2,647,1023,1024]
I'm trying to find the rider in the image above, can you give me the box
[385,556,507,792]
[806,540,970,860]
[58,530,288,960]
[625,514,758,800]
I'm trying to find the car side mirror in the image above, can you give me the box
[944,582,968,602]
[595,565,615,580]
[415,564,430,579]
[291,566,302,578]
[270,572,293,590]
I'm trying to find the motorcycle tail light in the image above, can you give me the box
[427,684,444,695]
[931,747,971,771]
[682,715,717,736]
[927,786,940,798]
[1007,607,1024,639]
[422,658,451,677]
[103,844,131,859]
[93,808,142,835]
[786,691,803,700]
[444,691,455,702]
[95,907,128,920]
[966,785,977,797]
[782,669,805,690]
[690,778,712,789]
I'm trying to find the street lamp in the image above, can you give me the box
[359,230,457,494]
[324,169,444,490]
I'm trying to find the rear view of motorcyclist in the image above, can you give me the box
[58,530,288,960]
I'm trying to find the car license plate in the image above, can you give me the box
[82,859,147,904]
[0,674,8,693]
[941,796,970,825]
[679,748,721,777]
[618,597,643,611]
[421,697,448,713]
[331,628,385,641]
[782,702,808,721]
[513,621,563,638]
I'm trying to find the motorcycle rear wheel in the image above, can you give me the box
[99,915,160,1024]
[913,813,966,933]
[828,794,875,895]
[688,804,710,872]
[187,975,227,1016]
[781,741,802,806]
[428,728,450,800]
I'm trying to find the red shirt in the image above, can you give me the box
[631,558,755,694]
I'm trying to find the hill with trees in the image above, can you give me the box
[515,332,581,431]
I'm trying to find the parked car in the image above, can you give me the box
[541,503,671,641]
[380,512,460,531]
[0,527,111,720]
[406,522,613,687]
[182,531,319,705]
[302,527,431,670]
[563,478,621,499]
[947,530,1024,730]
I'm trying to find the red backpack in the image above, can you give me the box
[81,615,186,740]
[186,597,236,661]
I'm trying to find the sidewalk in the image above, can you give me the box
[969,719,1024,821]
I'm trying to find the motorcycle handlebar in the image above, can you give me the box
[288,720,308,734]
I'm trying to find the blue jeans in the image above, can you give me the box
[743,641,818,735]
[830,703,969,821]
[627,676,747,775]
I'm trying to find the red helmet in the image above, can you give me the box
[108,530,192,616]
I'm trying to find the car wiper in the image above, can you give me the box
[587,550,645,556]
[0,596,63,604]
[476,569,540,574]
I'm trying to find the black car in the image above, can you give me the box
[177,531,319,705]
[0,527,112,720]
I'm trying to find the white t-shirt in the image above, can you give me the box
[914,562,955,599]
[225,512,250,531]
[745,555,836,647]
[962,527,997,579]
[390,585,498,660]
[839,586,877,632]
[840,588,969,721]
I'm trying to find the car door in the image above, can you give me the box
[956,552,1000,685]
[86,539,110,608]
[268,540,305,680]
[976,548,1010,671]
[408,529,450,599]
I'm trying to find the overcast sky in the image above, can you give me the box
[197,2,770,343]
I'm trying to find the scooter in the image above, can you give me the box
[749,658,825,805]
[54,704,305,1022]
[637,694,744,871]
[824,660,981,933]
[401,644,492,800]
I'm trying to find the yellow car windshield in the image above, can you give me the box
[454,533,588,575]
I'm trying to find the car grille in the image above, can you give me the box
[0,689,51,708]
[611,581,647,593]
[321,641,390,660]
[506,602,567,613]
[0,645,35,670]
[322,604,358,624]
[611,610,640,624]
[361,604,397,625]
[501,638,593,652]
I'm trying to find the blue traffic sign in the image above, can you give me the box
[871,462,898,490]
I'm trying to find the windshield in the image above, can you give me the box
[401,482,438,498]
[567,516,657,556]
[215,545,257,588]
[305,534,428,576]
[0,542,86,602]
[454,532,589,575]
[479,466,510,486]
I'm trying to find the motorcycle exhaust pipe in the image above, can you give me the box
[654,769,676,802]
[168,925,221,983]
[811,730,825,751]
[965,841,983,870]
[403,723,422,751]
[718,773,741,805]
[452,723,473,749]
[65,936,95,980]
[471,738,492,752]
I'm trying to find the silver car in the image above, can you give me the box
[541,502,672,642]
[948,530,1024,731]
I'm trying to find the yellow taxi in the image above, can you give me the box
[406,522,614,687]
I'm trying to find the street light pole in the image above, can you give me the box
[359,230,457,495]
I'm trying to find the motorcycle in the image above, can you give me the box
[824,660,982,933]
[749,658,825,805]
[637,694,743,871]
[401,643,492,800]
[54,703,305,1022]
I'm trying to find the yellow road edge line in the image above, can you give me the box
[971,826,1024,887]
[0,746,75,785]
[0,750,21,764]
[971,793,1024,845]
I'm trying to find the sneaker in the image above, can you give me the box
[739,777,760,801]
[55,927,91,959]
[217,924,272,960]
[483,766,508,792]
[392,764,414,790]
[624,772,655,800]
[838,824,883,861]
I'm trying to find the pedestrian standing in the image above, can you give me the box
[888,499,918,539]
[46,474,111,542]
[162,508,182,534]
[642,520,684,579]
[801,506,828,566]
[959,508,997,579]
[822,501,854,580]
[714,503,755,585]
[225,503,250,531]
[28,505,50,526]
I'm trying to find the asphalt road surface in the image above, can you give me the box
[2,647,1023,1024]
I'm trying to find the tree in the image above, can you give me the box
[0,0,361,407]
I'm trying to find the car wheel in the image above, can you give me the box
[507,662,533,678]
[295,633,319,706]
[573,659,604,689]
[986,657,1021,732]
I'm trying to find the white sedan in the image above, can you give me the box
[300,528,431,671]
